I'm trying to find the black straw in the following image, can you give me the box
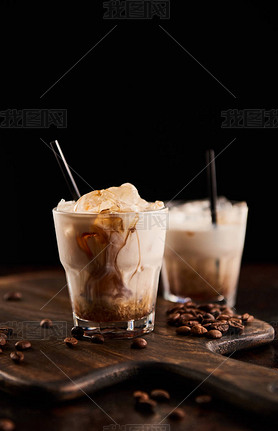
[206,149,218,225]
[50,140,81,200]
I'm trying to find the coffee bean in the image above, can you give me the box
[10,351,24,363]
[133,391,149,401]
[191,325,207,336]
[185,320,200,327]
[136,398,156,412]
[0,418,15,431]
[150,389,170,401]
[211,322,229,334]
[169,408,185,420]
[230,317,243,324]
[203,323,213,330]
[71,326,84,339]
[64,337,78,347]
[203,313,215,322]
[176,326,191,335]
[131,338,147,349]
[3,292,22,301]
[185,301,196,308]
[15,340,31,351]
[228,319,244,335]
[166,304,185,315]
[91,334,105,344]
[40,319,53,328]
[211,309,221,318]
[0,348,3,354]
[220,306,234,316]
[167,313,181,326]
[242,313,254,323]
[0,336,7,347]
[178,315,198,326]
[206,330,223,339]
[181,313,195,320]
[195,394,212,404]
[217,314,231,321]
[0,327,13,337]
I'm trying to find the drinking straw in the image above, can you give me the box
[206,149,218,225]
[50,140,81,200]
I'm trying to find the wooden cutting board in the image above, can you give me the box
[0,270,277,417]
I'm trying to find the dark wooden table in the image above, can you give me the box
[0,264,278,431]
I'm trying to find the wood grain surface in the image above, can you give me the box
[0,270,277,418]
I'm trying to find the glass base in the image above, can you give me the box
[163,291,229,306]
[73,310,155,339]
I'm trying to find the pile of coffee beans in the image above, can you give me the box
[167,302,254,338]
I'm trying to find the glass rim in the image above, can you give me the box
[52,206,168,217]
[165,198,248,208]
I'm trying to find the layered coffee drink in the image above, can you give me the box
[162,198,248,307]
[53,183,167,337]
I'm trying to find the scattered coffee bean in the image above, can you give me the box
[3,292,22,301]
[15,340,31,351]
[169,408,185,420]
[150,389,170,401]
[0,348,2,354]
[195,394,212,404]
[10,351,24,363]
[136,398,156,412]
[0,336,7,347]
[0,327,13,337]
[91,334,105,344]
[133,391,149,401]
[40,319,53,328]
[0,418,15,431]
[176,326,191,335]
[64,337,78,347]
[131,338,147,349]
[71,326,84,339]
[191,325,208,336]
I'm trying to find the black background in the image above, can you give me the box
[0,1,277,265]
